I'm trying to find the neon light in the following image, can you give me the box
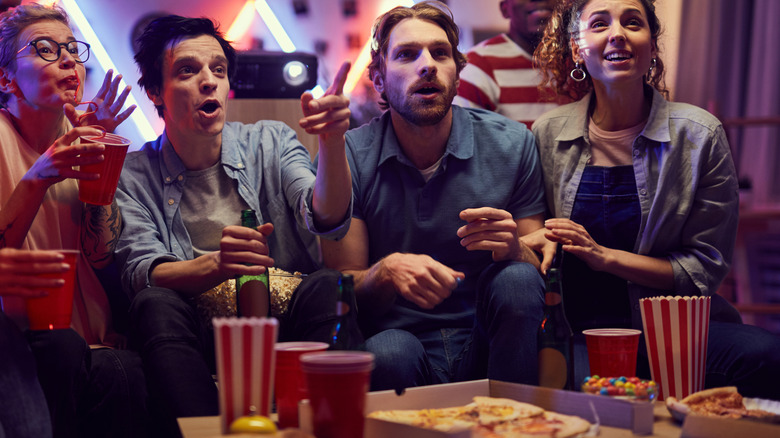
[254,0,296,53]
[226,0,416,96]
[58,0,157,141]
[343,0,415,96]
[226,1,257,46]
[310,85,325,99]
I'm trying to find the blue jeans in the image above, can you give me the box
[26,328,148,438]
[366,261,545,391]
[129,269,348,437]
[0,311,51,438]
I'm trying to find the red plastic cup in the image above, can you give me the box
[274,342,329,429]
[300,351,374,438]
[78,133,130,205]
[583,328,642,377]
[24,249,78,330]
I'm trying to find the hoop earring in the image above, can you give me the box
[570,61,587,82]
[648,58,657,77]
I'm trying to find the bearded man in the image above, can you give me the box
[313,1,550,392]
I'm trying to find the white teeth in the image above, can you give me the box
[606,53,631,61]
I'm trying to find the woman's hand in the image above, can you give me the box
[521,227,558,274]
[23,126,107,188]
[64,69,136,132]
[544,218,613,272]
[544,218,675,289]
[0,248,69,298]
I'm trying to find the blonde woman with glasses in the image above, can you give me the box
[0,4,148,437]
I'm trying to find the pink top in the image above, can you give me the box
[0,109,122,347]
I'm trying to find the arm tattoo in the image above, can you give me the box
[81,203,122,264]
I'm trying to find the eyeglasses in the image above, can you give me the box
[15,39,90,64]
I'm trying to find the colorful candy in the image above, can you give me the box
[581,376,657,401]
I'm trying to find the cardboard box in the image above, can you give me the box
[300,379,655,436]
[681,414,780,438]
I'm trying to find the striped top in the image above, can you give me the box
[455,34,562,128]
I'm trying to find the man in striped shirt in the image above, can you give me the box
[455,0,562,127]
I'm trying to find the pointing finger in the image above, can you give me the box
[300,92,315,115]
[326,61,351,96]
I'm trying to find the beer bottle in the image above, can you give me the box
[236,209,270,317]
[537,245,574,390]
[330,274,364,350]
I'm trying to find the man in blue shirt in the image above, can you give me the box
[316,1,550,391]
[114,15,354,435]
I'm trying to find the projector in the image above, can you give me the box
[231,51,318,99]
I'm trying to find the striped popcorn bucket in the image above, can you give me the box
[213,317,279,434]
[640,296,711,400]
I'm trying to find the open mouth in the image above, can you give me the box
[413,82,442,96]
[605,51,633,62]
[199,101,220,114]
[415,87,440,96]
[61,75,80,90]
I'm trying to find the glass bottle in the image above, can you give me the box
[537,246,574,390]
[329,274,364,350]
[236,209,270,317]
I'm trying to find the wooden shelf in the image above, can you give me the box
[226,98,318,161]
[731,208,780,333]
[733,303,780,315]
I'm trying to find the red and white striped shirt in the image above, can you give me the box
[455,34,562,128]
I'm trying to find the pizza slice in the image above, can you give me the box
[666,386,778,420]
[486,411,592,438]
[368,404,478,432]
[472,396,544,426]
[368,396,591,437]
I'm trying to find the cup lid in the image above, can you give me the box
[275,341,330,352]
[299,351,375,373]
[582,328,642,336]
[82,132,131,147]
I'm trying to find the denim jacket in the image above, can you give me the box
[115,120,351,298]
[532,88,739,328]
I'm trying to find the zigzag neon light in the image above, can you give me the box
[228,0,416,97]
[255,0,296,53]
[228,1,324,98]
[56,0,158,141]
[343,0,415,96]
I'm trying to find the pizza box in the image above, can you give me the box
[299,379,655,436]
[680,413,780,438]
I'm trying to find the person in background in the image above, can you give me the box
[0,0,20,14]
[0,3,148,437]
[0,248,59,438]
[531,0,780,399]
[313,0,550,392]
[115,15,354,437]
[454,0,563,127]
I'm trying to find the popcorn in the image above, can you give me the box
[195,268,304,329]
